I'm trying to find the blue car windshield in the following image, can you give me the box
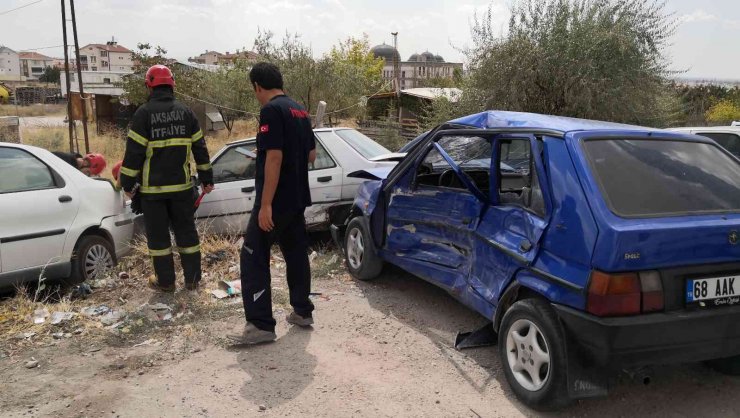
[583,139,740,217]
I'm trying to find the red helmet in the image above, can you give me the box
[85,153,107,176]
[111,160,122,181]
[145,64,175,88]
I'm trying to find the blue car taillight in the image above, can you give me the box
[587,270,664,317]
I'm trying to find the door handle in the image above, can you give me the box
[317,176,332,183]
[519,240,533,252]
[241,187,255,193]
[59,195,72,203]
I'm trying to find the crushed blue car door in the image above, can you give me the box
[384,137,488,291]
[469,135,553,303]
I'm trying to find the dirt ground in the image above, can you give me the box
[3,250,740,418]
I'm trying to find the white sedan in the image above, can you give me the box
[195,127,402,234]
[0,142,136,290]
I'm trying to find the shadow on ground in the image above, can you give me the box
[231,325,316,409]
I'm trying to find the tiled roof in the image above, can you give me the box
[81,43,132,53]
[19,52,54,60]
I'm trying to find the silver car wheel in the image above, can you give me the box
[506,318,551,392]
[84,244,114,280]
[346,227,364,270]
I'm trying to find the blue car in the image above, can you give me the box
[333,111,740,410]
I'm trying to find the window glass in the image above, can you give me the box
[212,144,256,183]
[330,129,391,159]
[416,135,491,191]
[0,147,56,193]
[500,140,531,174]
[310,140,336,171]
[497,139,545,217]
[697,132,740,157]
[583,139,740,217]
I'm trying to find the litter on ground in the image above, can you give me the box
[50,312,75,325]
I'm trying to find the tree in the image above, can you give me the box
[706,100,740,125]
[253,30,323,114]
[39,66,60,83]
[201,61,260,133]
[459,0,678,126]
[252,31,385,123]
[118,43,171,106]
[323,35,385,123]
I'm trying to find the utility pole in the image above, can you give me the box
[60,0,74,152]
[69,0,89,153]
[391,32,400,93]
[391,31,401,123]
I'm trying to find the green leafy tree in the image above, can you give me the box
[253,30,323,113]
[118,43,170,105]
[323,35,385,123]
[252,31,386,124]
[39,66,60,83]
[706,100,740,125]
[201,61,260,133]
[458,0,678,126]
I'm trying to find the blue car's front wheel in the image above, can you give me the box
[344,217,383,281]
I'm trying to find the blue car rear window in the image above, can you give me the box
[583,139,740,217]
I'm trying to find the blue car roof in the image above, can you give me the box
[449,111,655,133]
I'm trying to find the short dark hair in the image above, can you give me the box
[249,62,283,90]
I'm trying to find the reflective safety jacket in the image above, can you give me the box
[120,88,213,195]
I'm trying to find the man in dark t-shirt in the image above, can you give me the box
[228,63,316,345]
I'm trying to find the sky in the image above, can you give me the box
[0,0,737,79]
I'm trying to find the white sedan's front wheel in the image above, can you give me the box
[72,235,115,283]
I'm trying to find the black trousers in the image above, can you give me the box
[141,194,201,286]
[240,208,314,332]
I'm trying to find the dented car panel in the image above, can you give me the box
[342,110,740,403]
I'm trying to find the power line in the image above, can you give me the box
[19,44,65,51]
[174,91,261,117]
[175,81,393,119]
[0,0,45,16]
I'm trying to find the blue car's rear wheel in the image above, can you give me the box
[344,217,383,281]
[499,298,571,410]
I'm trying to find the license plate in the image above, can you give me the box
[686,275,740,307]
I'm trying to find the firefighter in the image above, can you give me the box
[228,62,316,345]
[52,151,106,176]
[119,64,214,292]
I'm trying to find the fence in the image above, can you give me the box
[357,118,421,150]
[0,116,22,143]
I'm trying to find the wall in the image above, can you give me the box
[60,71,128,96]
[107,51,134,72]
[0,49,20,79]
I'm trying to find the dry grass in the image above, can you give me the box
[0,104,66,117]
[0,231,245,353]
[20,119,259,181]
[0,228,345,353]
[22,126,126,180]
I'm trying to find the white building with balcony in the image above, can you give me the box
[19,52,55,80]
[77,40,133,73]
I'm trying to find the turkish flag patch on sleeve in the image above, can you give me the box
[260,124,269,133]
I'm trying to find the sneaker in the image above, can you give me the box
[184,281,199,291]
[148,276,176,293]
[227,322,277,345]
[287,312,314,327]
